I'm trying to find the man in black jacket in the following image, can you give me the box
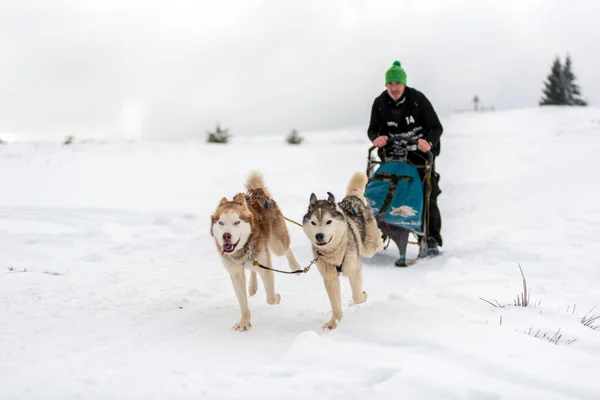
[367,60,444,253]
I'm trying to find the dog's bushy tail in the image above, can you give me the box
[346,172,368,196]
[246,170,271,197]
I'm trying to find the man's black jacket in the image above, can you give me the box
[367,87,443,163]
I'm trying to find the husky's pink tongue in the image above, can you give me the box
[221,243,233,255]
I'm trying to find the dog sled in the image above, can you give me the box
[364,137,436,267]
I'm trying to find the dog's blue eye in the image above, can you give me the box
[218,221,224,226]
[234,221,240,226]
[326,220,332,225]
[311,221,316,226]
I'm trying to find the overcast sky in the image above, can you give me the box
[1,0,598,141]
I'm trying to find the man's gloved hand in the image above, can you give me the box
[417,138,431,152]
[373,136,388,148]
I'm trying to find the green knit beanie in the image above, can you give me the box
[385,60,407,85]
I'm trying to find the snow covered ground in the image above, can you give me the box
[1,106,600,399]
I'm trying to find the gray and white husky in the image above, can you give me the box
[303,172,384,329]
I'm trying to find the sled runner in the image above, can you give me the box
[365,137,437,267]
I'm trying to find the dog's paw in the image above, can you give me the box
[356,290,368,304]
[351,289,368,305]
[323,319,338,330]
[233,319,252,331]
[267,293,281,305]
[248,282,258,297]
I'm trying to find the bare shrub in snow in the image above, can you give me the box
[581,308,600,330]
[513,264,530,307]
[480,264,531,309]
[527,328,577,345]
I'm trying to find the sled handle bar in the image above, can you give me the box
[367,145,434,164]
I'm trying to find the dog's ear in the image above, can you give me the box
[218,197,228,206]
[233,193,247,205]
[327,192,335,203]
[309,193,318,205]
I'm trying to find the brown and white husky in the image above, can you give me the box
[210,171,301,331]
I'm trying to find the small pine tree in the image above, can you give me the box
[540,55,587,106]
[540,57,567,106]
[563,55,587,106]
[207,123,231,144]
[63,135,75,145]
[286,129,303,145]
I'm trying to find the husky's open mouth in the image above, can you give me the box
[221,239,240,255]
[316,237,332,247]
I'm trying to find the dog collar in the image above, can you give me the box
[314,249,345,273]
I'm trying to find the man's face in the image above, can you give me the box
[386,82,406,101]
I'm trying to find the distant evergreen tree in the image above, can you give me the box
[286,129,303,145]
[207,123,231,144]
[563,55,587,106]
[540,55,587,106]
[540,57,566,106]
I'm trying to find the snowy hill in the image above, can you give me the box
[1,106,600,399]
